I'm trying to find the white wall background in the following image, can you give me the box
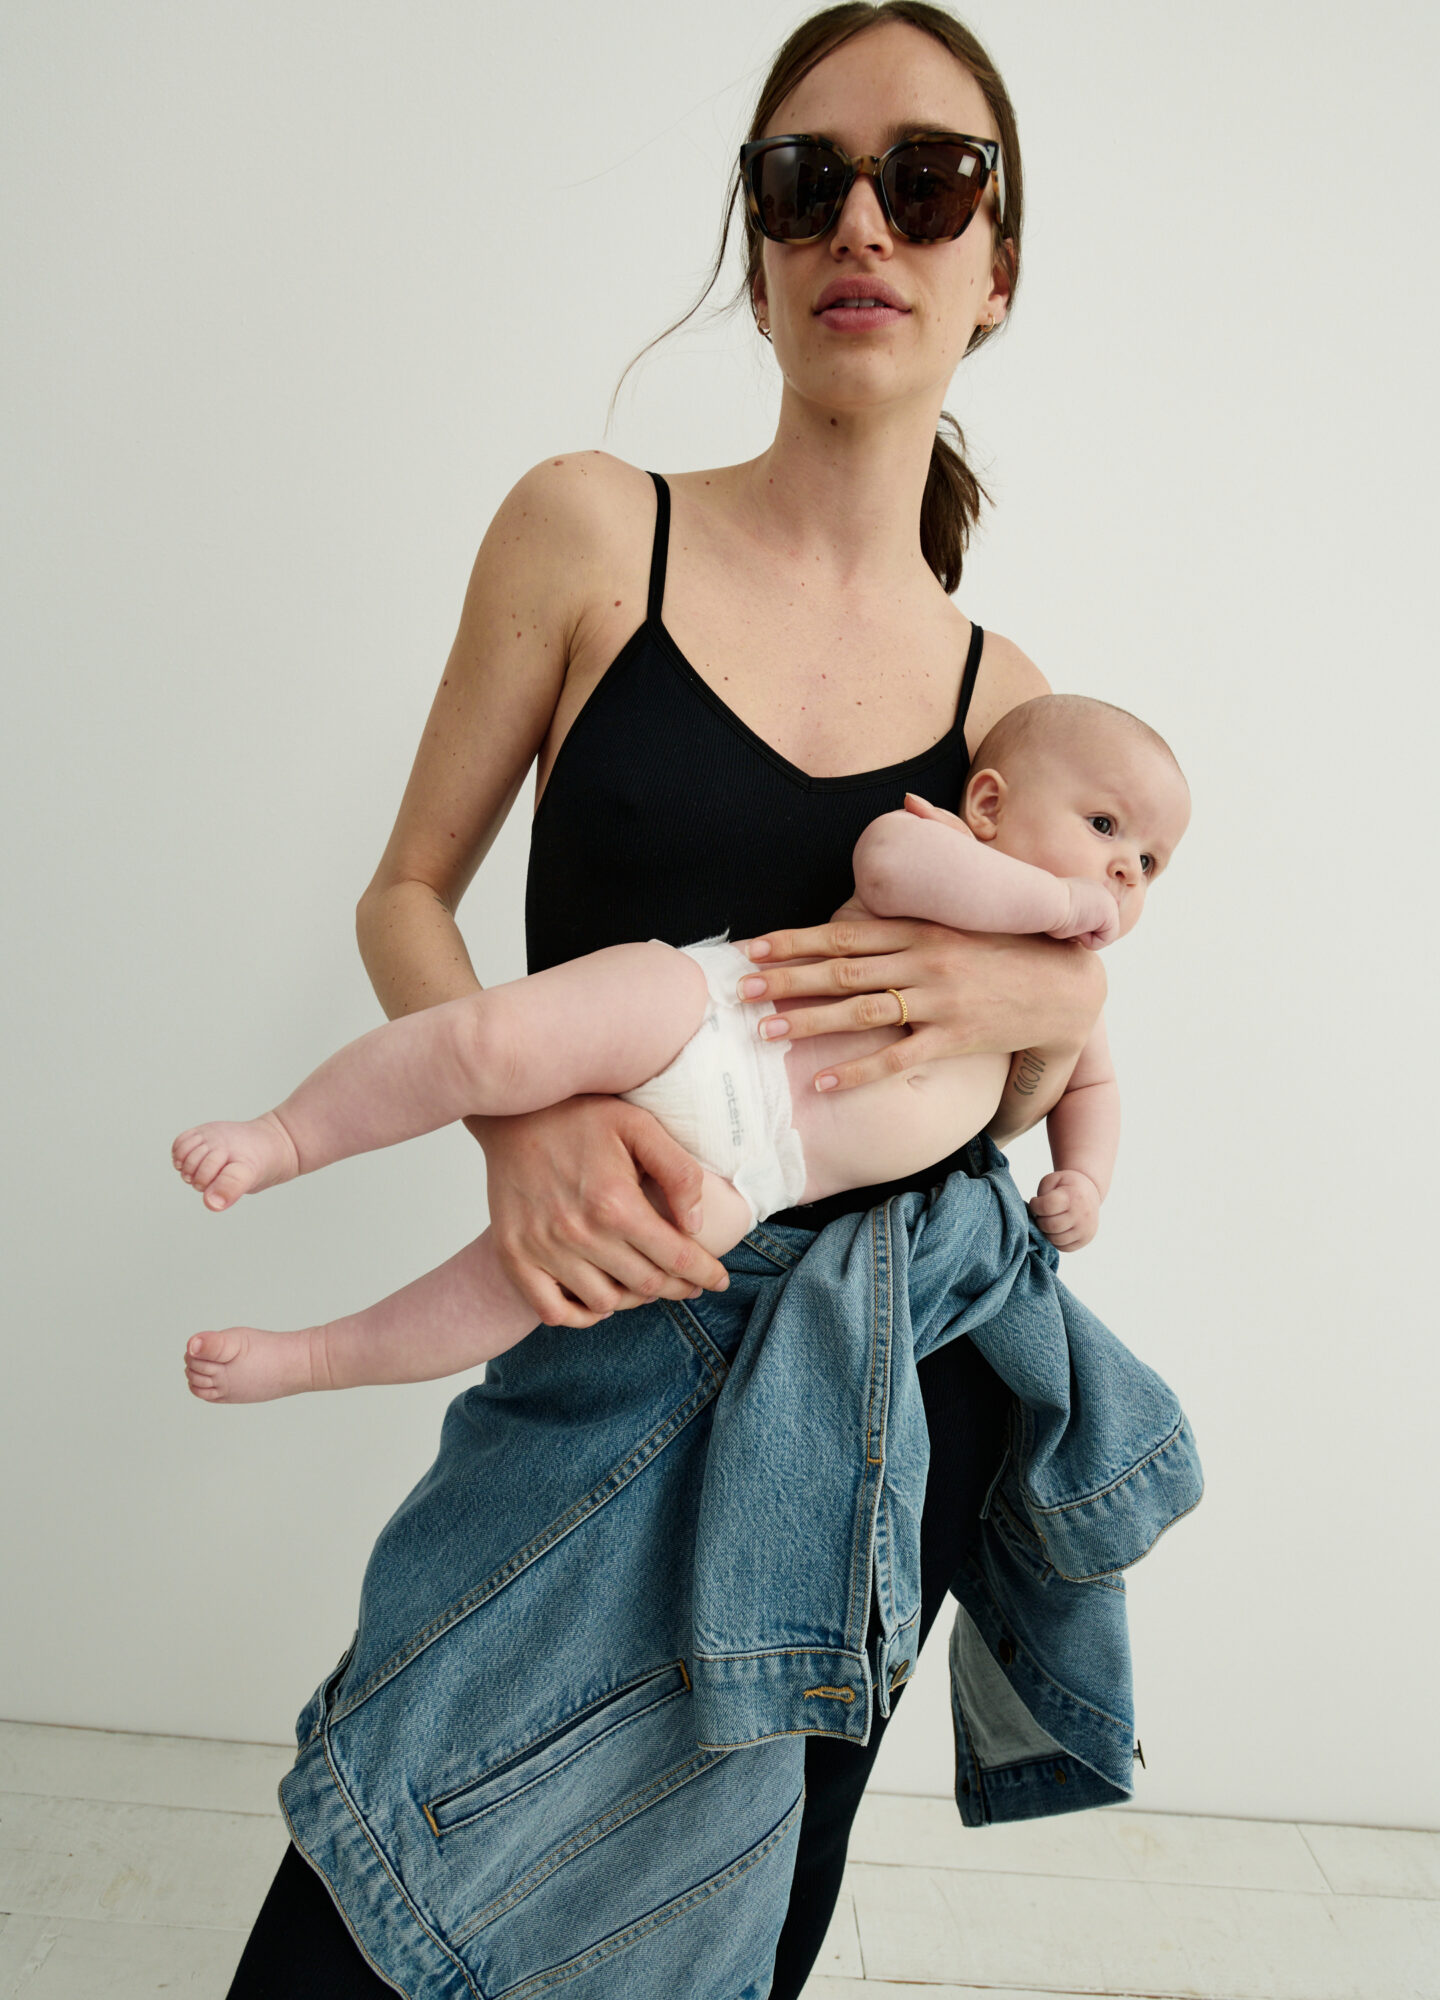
[4,1,1437,1834]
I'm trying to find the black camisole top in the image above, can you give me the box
[524,471,984,1231]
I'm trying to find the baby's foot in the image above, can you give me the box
[171,1111,300,1211]
[184,1326,324,1403]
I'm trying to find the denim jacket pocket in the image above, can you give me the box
[423,1659,692,1839]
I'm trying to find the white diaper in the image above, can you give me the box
[620,934,808,1229]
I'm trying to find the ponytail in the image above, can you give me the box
[922,410,989,598]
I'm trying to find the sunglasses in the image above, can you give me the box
[740,131,1003,246]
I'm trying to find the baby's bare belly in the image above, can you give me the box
[773,996,1010,1204]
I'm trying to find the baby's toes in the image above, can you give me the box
[202,1159,257,1210]
[172,1133,211,1182]
[177,1143,225,1194]
[188,1329,243,1366]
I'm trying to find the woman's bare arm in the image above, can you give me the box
[356,455,728,1325]
[356,459,588,1017]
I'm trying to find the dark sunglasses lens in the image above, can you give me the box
[882,142,988,240]
[751,142,848,242]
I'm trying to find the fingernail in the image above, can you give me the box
[739,976,767,999]
[687,1207,705,1232]
[686,1288,703,1299]
[815,1073,838,1092]
[759,1017,789,1039]
[746,940,771,959]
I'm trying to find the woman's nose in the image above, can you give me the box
[830,171,893,256]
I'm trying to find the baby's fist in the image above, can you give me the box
[1048,879,1119,950]
[1028,1170,1101,1251]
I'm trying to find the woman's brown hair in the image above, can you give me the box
[610,2,1023,595]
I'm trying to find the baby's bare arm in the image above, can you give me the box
[853,802,1118,948]
[1025,1017,1119,1252]
[1044,1015,1119,1199]
[853,808,1069,933]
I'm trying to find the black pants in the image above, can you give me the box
[227,1337,1008,1999]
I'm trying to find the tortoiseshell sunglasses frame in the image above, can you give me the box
[739,132,1003,246]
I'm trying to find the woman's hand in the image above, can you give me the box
[466,1098,730,1328]
[738,917,1106,1094]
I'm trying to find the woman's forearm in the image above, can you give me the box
[356,880,484,1022]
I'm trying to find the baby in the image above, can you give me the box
[174,694,1189,1404]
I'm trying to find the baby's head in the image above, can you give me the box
[963,695,1190,939]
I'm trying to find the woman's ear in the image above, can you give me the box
[964,767,1006,839]
[984,243,1014,328]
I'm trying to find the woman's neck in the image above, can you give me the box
[731,381,948,590]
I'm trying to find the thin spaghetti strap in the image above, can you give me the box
[955,622,985,744]
[646,471,671,627]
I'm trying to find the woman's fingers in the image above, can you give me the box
[475,1099,722,1328]
[743,916,923,969]
[623,1107,707,1238]
[761,992,912,1043]
[809,1026,939,1095]
[500,1249,622,1328]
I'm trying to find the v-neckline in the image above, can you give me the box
[647,613,979,795]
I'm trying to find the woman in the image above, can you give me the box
[228,5,1104,1994]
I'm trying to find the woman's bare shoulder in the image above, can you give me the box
[495,449,655,568]
[965,623,1051,751]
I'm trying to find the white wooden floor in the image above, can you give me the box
[1,1719,1436,1999]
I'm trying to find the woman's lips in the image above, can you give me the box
[814,301,910,332]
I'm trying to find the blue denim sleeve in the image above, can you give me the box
[906,1137,1205,1580]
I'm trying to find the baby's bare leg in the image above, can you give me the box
[185,1163,753,1404]
[173,941,707,1211]
[184,1227,540,1402]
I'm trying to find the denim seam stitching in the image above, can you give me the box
[741,1223,803,1267]
[430,1688,689,1837]
[844,1202,888,1651]
[453,1747,729,1944]
[275,1792,427,2000]
[693,1645,868,1665]
[658,1297,732,1379]
[489,1788,806,1997]
[290,1733,485,1998]
[425,1664,690,1831]
[992,1626,1133,1734]
[1052,1484,1207,1583]
[1025,1414,1193,1517]
[336,1380,718,1718]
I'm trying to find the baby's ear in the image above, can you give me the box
[964,767,1005,840]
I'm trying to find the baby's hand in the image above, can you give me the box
[1047,879,1120,950]
[902,791,972,835]
[1028,1169,1101,1251]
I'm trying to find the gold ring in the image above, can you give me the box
[886,987,909,1028]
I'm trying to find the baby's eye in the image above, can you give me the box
[1141,854,1155,876]
[1086,814,1114,836]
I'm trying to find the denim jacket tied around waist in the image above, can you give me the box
[278,1135,1203,2000]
